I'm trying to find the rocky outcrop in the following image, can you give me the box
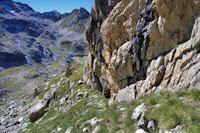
[84,0,200,99]
[29,101,49,122]
[116,16,200,102]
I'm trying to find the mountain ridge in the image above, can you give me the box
[0,0,89,69]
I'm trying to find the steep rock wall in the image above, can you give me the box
[84,0,200,99]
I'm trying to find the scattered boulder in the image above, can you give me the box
[131,103,157,132]
[83,127,88,132]
[57,127,62,132]
[138,117,148,130]
[164,131,173,133]
[87,117,102,127]
[147,120,156,131]
[33,88,41,97]
[29,101,48,122]
[76,91,85,100]
[92,126,100,133]
[69,82,75,88]
[161,125,186,133]
[18,117,24,123]
[76,90,89,101]
[154,104,161,108]
[131,103,145,120]
[135,128,148,133]
[59,97,66,105]
[171,125,185,132]
[65,126,72,133]
[65,67,73,77]
[78,80,83,84]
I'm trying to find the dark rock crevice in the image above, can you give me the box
[128,0,155,85]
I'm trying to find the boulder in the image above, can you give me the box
[147,120,156,131]
[135,129,148,133]
[65,127,72,133]
[87,117,102,127]
[131,103,145,120]
[29,101,48,122]
[138,116,148,130]
[65,67,73,77]
[92,126,100,133]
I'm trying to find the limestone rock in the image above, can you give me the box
[135,128,148,133]
[131,103,145,120]
[83,53,103,93]
[18,117,24,123]
[92,126,100,133]
[57,127,62,132]
[101,0,146,64]
[138,116,148,129]
[115,84,137,102]
[65,127,72,133]
[83,127,88,132]
[147,120,156,130]
[87,117,102,127]
[29,101,48,122]
[84,0,200,100]
[115,16,200,102]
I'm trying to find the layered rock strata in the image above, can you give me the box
[84,0,200,100]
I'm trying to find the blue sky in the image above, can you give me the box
[13,0,94,14]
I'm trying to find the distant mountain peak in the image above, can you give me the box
[59,7,89,33]
[71,7,89,15]
[43,10,61,15]
[43,10,61,21]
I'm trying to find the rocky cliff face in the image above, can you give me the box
[84,0,200,100]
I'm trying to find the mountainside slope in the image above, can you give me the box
[50,8,89,57]
[58,8,89,33]
[1,0,200,133]
[0,0,89,69]
[83,0,200,100]
[1,62,198,133]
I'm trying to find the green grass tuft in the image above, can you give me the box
[25,62,200,133]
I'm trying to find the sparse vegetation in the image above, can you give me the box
[25,62,200,133]
[26,89,200,133]
[59,14,88,34]
[1,61,200,133]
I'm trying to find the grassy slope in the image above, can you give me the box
[25,63,200,133]
[0,60,67,101]
[26,90,200,133]
[59,15,87,34]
